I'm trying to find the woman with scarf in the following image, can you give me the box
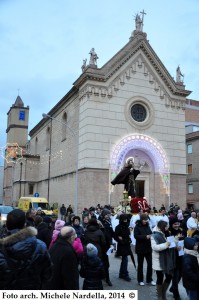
[151,220,176,300]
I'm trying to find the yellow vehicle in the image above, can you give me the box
[18,197,57,217]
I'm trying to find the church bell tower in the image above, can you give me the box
[3,96,29,205]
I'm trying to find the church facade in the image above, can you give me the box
[4,15,192,213]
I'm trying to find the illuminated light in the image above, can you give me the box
[110,133,169,175]
[0,143,24,164]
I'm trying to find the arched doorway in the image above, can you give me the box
[110,133,170,208]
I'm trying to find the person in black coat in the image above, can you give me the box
[169,218,184,300]
[115,213,132,281]
[72,216,84,239]
[100,209,115,286]
[80,243,105,290]
[60,204,66,220]
[43,226,79,290]
[35,216,52,248]
[83,218,106,259]
[134,213,155,286]
[0,209,53,289]
[182,237,199,300]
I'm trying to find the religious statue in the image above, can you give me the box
[89,48,99,65]
[135,13,142,31]
[111,157,145,198]
[176,65,184,83]
[81,58,87,72]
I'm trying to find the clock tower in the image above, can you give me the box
[3,96,29,205]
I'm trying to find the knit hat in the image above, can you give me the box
[43,216,52,224]
[55,219,65,230]
[184,237,197,250]
[86,243,98,257]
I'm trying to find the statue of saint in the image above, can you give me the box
[89,48,98,65]
[135,13,142,31]
[111,157,145,198]
[81,58,87,72]
[176,65,184,83]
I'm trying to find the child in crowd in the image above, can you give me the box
[80,243,105,290]
[49,219,65,249]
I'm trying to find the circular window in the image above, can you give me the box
[125,96,154,129]
[131,104,146,122]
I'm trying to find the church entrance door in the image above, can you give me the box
[135,180,145,198]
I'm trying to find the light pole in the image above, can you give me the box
[42,113,79,215]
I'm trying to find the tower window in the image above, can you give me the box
[187,144,192,154]
[19,111,25,121]
[188,184,193,194]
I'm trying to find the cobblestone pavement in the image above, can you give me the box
[79,249,188,300]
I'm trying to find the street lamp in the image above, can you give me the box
[42,113,79,215]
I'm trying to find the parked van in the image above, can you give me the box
[18,197,57,217]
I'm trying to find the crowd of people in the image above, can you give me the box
[0,202,199,300]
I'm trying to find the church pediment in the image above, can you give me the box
[76,32,191,109]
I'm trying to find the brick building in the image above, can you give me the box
[185,99,199,209]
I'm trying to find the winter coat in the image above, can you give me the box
[134,220,152,254]
[49,220,65,249]
[151,226,175,273]
[80,255,105,290]
[0,227,53,290]
[100,218,114,251]
[43,237,79,290]
[73,237,84,257]
[83,224,106,259]
[182,249,199,291]
[73,224,84,239]
[36,222,52,248]
[115,221,132,256]
[60,206,66,215]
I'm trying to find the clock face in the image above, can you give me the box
[131,104,146,122]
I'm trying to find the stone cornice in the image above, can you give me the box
[186,131,199,141]
[78,51,187,110]
[6,124,28,133]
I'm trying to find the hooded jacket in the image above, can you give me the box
[134,219,152,254]
[0,226,52,290]
[115,214,132,256]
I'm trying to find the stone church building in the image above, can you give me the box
[4,14,192,214]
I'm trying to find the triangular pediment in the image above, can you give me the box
[75,32,191,106]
